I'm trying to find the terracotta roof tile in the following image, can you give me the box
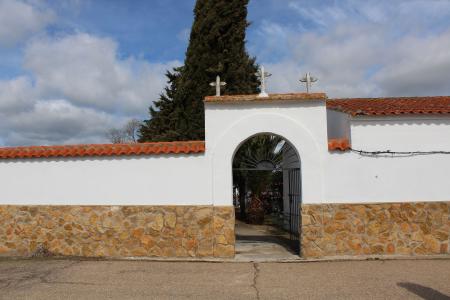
[0,141,205,160]
[328,138,351,151]
[205,93,327,103]
[327,96,450,116]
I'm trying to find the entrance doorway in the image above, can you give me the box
[232,134,301,260]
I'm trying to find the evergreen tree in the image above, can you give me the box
[139,0,259,142]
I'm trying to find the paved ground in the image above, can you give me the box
[235,220,300,261]
[0,259,449,299]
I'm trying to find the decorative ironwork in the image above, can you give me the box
[288,168,301,254]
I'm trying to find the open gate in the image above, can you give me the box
[288,168,301,254]
[233,134,302,256]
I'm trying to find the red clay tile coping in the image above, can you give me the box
[0,141,205,160]
[205,93,327,103]
[327,96,450,116]
[0,138,350,159]
[328,138,351,152]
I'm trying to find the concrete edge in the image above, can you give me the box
[0,254,449,264]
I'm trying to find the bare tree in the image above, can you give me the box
[106,119,142,144]
[123,119,141,143]
[106,128,125,144]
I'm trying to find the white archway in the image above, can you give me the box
[209,112,325,206]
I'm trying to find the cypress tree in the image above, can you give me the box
[139,0,259,142]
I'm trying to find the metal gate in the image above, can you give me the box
[288,168,301,254]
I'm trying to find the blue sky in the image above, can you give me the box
[1,0,450,146]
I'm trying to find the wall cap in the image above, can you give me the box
[204,93,327,103]
[0,141,205,160]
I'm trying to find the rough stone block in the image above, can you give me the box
[301,201,450,259]
[0,205,236,259]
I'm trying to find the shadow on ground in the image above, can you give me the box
[397,282,450,300]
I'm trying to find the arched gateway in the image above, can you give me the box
[205,93,327,206]
[204,93,328,256]
[232,133,302,255]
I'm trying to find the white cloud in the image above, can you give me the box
[288,2,348,28]
[256,1,450,98]
[374,31,450,96]
[0,76,35,113]
[0,99,119,146]
[24,33,179,114]
[0,0,55,46]
[0,32,180,146]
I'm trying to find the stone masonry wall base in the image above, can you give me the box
[301,202,450,258]
[0,205,235,259]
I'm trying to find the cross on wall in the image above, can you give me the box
[209,69,318,96]
[256,66,271,98]
[210,76,226,96]
[299,72,318,93]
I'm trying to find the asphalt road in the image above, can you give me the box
[0,259,449,299]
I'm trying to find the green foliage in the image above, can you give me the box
[139,0,259,142]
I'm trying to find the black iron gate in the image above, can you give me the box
[288,168,301,254]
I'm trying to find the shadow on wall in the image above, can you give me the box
[397,282,450,300]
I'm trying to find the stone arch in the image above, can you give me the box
[210,112,324,206]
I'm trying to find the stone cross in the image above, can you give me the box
[256,66,271,97]
[299,72,318,93]
[210,75,226,96]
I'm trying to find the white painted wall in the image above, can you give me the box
[2,99,450,207]
[325,115,450,203]
[350,116,450,151]
[0,154,211,205]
